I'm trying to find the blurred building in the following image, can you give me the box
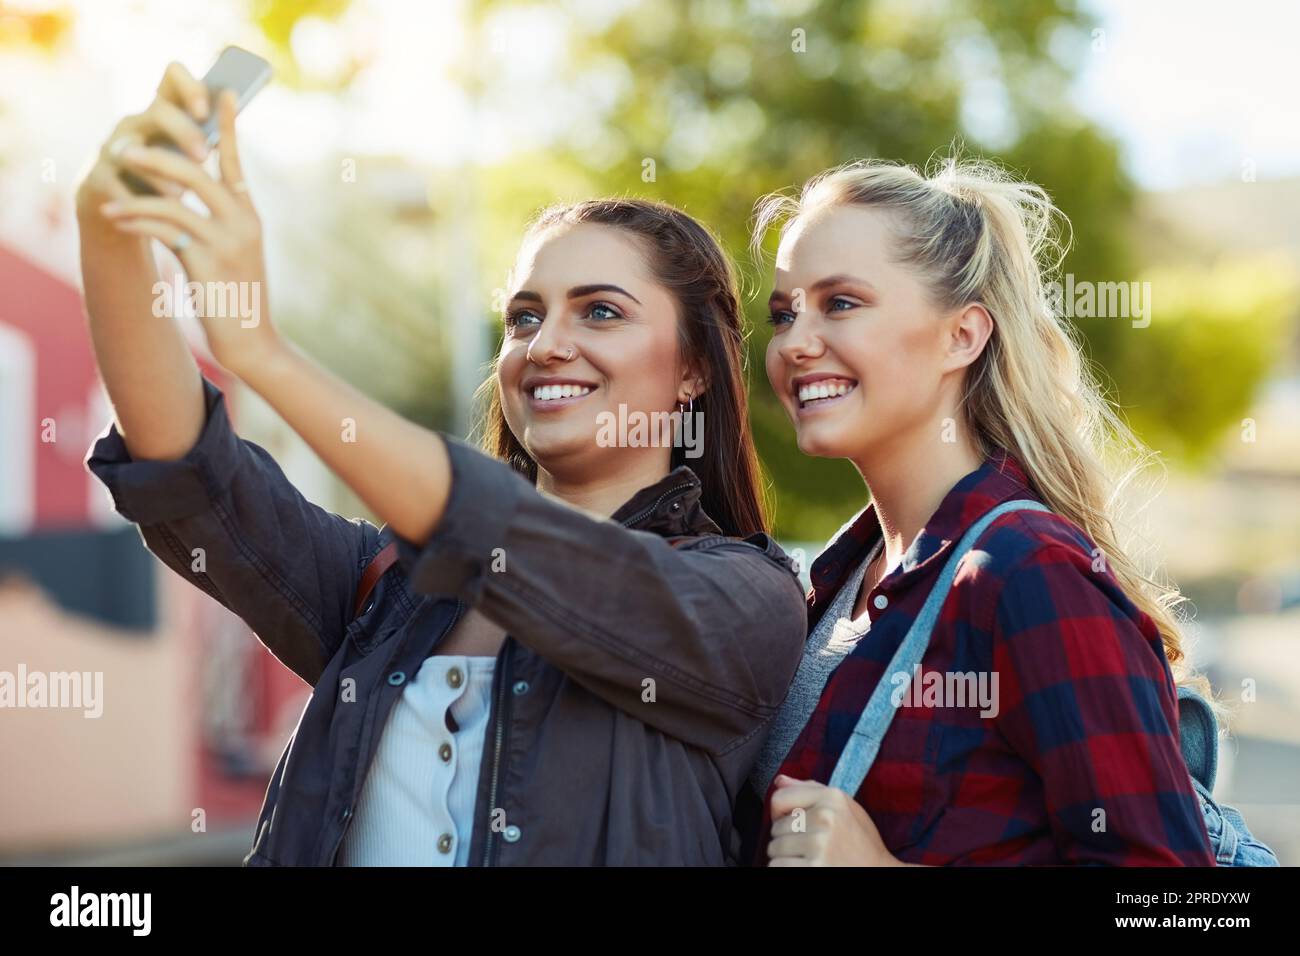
[0,241,306,864]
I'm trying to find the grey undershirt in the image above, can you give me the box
[748,537,884,799]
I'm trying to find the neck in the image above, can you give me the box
[851,421,984,569]
[534,449,673,518]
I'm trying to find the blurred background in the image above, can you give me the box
[1,0,1296,864]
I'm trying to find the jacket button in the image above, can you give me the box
[387,671,406,686]
[670,501,681,511]
[437,833,453,854]
[341,806,352,821]
[447,667,464,689]
[873,594,889,610]
[512,680,529,696]
[439,742,453,762]
[503,825,521,843]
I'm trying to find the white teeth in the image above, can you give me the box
[532,384,592,401]
[796,379,856,404]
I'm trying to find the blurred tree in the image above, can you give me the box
[248,0,1292,540]
[461,0,1148,538]
[1113,257,1294,464]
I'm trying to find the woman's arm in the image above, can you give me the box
[76,62,213,460]
[103,102,808,749]
[990,545,1216,866]
[220,339,453,546]
[87,378,380,685]
[80,70,380,684]
[397,434,809,753]
[100,98,453,547]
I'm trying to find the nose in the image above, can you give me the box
[776,312,825,366]
[525,313,577,365]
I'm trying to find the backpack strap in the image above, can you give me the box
[1176,685,1219,792]
[828,499,1050,796]
[353,541,400,618]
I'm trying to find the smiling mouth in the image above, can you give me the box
[526,382,596,410]
[794,377,858,410]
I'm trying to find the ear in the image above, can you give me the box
[944,302,994,372]
[678,358,709,404]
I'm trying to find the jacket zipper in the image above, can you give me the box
[618,483,694,529]
[481,638,513,866]
[478,480,692,866]
[329,597,466,866]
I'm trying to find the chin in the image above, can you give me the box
[795,423,857,460]
[522,426,598,470]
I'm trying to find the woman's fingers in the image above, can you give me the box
[100,196,218,244]
[111,216,196,261]
[157,60,209,121]
[117,144,237,219]
[215,89,249,199]
[769,812,801,838]
[146,97,211,162]
[80,63,206,214]
[765,833,810,860]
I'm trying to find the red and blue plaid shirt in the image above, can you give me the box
[744,450,1214,865]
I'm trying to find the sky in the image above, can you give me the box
[3,0,1298,238]
[1073,0,1300,190]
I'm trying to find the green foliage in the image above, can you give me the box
[465,0,1145,539]
[258,0,1290,541]
[1104,257,1295,464]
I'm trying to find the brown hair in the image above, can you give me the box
[475,198,770,537]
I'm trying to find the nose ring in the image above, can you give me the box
[525,342,576,364]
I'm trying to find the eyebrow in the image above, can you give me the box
[768,274,877,306]
[509,284,642,306]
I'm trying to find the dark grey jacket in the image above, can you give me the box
[87,378,807,865]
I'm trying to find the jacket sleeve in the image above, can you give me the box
[395,435,808,756]
[989,544,1216,866]
[86,376,380,686]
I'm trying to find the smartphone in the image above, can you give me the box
[121,46,272,195]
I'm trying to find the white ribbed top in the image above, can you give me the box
[339,654,496,866]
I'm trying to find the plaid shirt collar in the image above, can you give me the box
[807,449,1035,629]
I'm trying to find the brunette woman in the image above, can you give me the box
[77,62,805,866]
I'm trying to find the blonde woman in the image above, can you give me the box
[739,157,1262,866]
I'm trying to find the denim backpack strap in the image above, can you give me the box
[828,499,1051,795]
[1176,685,1219,792]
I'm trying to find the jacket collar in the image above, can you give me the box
[609,465,722,538]
[808,449,1035,624]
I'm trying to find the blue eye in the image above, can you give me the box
[505,309,541,331]
[767,310,795,328]
[587,302,622,321]
[827,296,857,312]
